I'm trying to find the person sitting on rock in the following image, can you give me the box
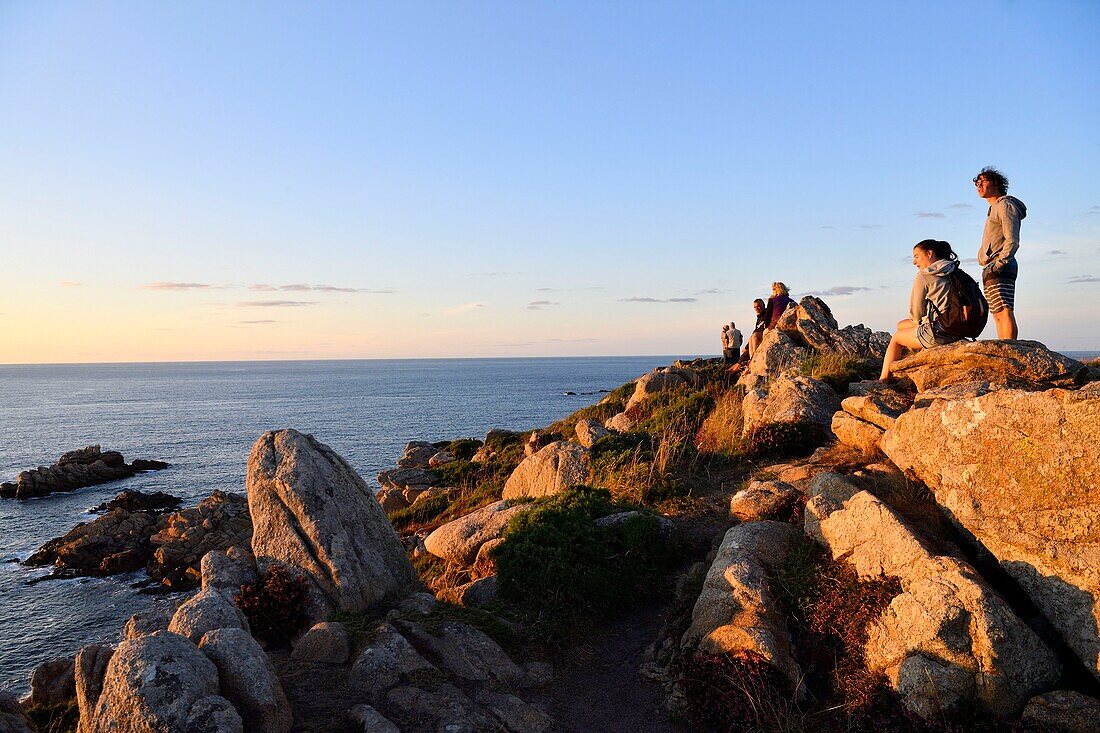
[763,282,795,331]
[879,239,964,382]
[745,298,768,359]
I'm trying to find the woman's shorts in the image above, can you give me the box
[982,258,1018,313]
[916,321,959,350]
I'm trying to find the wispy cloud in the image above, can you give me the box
[444,302,486,315]
[801,286,871,297]
[237,319,278,324]
[58,280,82,287]
[545,338,597,343]
[694,288,726,295]
[248,283,386,293]
[620,296,698,303]
[1087,205,1100,215]
[915,211,945,219]
[819,225,836,229]
[237,300,316,307]
[1049,250,1068,256]
[1067,275,1100,284]
[527,300,561,310]
[947,203,974,210]
[860,224,884,230]
[143,282,213,291]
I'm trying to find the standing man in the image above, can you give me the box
[974,166,1027,339]
[721,324,734,364]
[728,322,743,360]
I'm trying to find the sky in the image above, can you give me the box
[1,1,1098,363]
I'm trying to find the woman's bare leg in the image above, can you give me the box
[879,320,922,381]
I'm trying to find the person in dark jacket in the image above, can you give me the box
[763,282,794,330]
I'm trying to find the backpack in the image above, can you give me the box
[935,266,989,339]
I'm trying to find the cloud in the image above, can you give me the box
[1088,205,1100,215]
[237,319,277,324]
[444,302,486,315]
[801,286,872,297]
[819,225,836,229]
[544,338,597,343]
[915,211,946,219]
[58,280,82,287]
[694,288,725,295]
[1048,250,1068,256]
[143,282,212,291]
[947,203,974,209]
[1067,275,1100,284]
[527,300,561,310]
[620,296,697,303]
[237,300,316,307]
[860,224,884,230]
[248,283,381,293]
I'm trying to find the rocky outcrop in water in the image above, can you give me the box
[0,446,169,499]
[247,429,418,623]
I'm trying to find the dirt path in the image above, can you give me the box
[525,599,689,733]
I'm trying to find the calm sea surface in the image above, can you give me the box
[0,356,675,693]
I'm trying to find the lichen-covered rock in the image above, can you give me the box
[502,441,589,500]
[24,657,75,709]
[0,692,36,733]
[168,588,250,643]
[746,329,810,379]
[198,627,292,733]
[889,339,1087,391]
[395,620,527,686]
[424,499,526,565]
[603,411,637,432]
[840,390,911,430]
[816,490,1060,718]
[624,367,702,411]
[396,442,438,469]
[376,466,435,492]
[74,644,113,733]
[455,575,498,607]
[681,521,802,689]
[741,375,840,436]
[123,606,173,640]
[728,480,800,522]
[199,546,258,599]
[777,296,891,361]
[802,472,863,542]
[247,430,417,622]
[574,418,611,448]
[291,621,351,664]
[882,383,1100,681]
[830,411,884,454]
[348,622,435,695]
[84,632,241,733]
[1022,690,1100,733]
[148,491,253,588]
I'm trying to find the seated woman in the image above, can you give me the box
[763,282,795,331]
[879,239,964,382]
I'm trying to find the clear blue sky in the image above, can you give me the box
[2,1,1098,361]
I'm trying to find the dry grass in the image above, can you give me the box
[694,388,745,456]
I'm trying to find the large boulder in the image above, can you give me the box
[624,367,702,412]
[840,390,911,430]
[888,340,1087,391]
[199,546,259,599]
[777,296,891,361]
[394,620,527,686]
[396,441,438,469]
[1023,690,1100,733]
[348,622,436,695]
[168,588,250,644]
[728,480,800,522]
[574,419,611,448]
[24,657,75,709]
[198,628,292,733]
[291,621,351,664]
[681,521,802,689]
[815,489,1060,718]
[502,442,589,500]
[882,383,1100,681]
[741,375,840,436]
[423,499,526,565]
[83,632,242,733]
[830,411,884,454]
[745,329,810,379]
[247,430,417,622]
[74,645,113,732]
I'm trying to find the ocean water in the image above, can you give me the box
[0,356,674,693]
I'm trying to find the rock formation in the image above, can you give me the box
[889,339,1087,391]
[502,441,590,500]
[882,381,1100,681]
[0,446,168,499]
[741,375,840,436]
[423,499,525,564]
[246,429,417,622]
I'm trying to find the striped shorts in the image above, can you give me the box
[982,258,1018,313]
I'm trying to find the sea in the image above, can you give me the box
[0,356,675,694]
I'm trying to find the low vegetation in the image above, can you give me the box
[24,700,78,733]
[800,352,879,393]
[236,564,311,646]
[493,486,677,618]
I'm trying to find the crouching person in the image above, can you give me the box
[879,239,963,382]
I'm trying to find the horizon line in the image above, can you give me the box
[0,353,700,368]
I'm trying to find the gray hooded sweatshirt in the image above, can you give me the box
[978,195,1027,270]
[910,258,957,328]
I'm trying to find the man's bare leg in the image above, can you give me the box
[992,308,1018,339]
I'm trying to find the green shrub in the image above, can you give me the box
[443,438,482,460]
[389,491,452,531]
[744,420,826,461]
[800,352,878,393]
[493,486,676,617]
[25,700,78,733]
[236,565,310,645]
[633,388,714,438]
